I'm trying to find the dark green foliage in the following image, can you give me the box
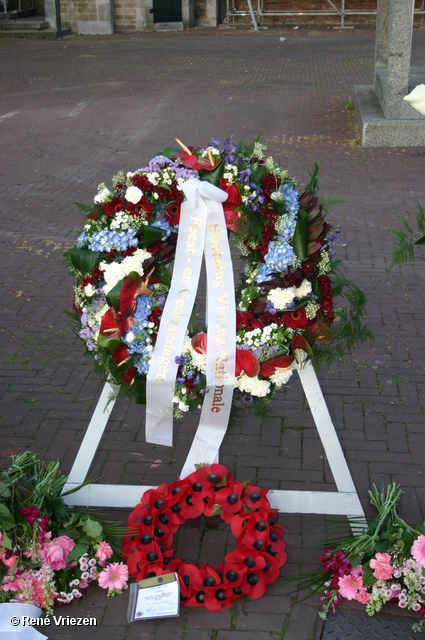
[387,200,425,271]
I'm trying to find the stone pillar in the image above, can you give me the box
[374,0,417,119]
[44,0,56,28]
[136,0,154,30]
[374,0,390,78]
[78,0,114,34]
[182,0,194,29]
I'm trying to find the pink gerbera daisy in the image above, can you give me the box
[338,572,363,600]
[412,535,425,568]
[98,562,129,592]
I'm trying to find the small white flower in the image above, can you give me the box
[126,331,135,343]
[81,572,89,580]
[179,401,189,412]
[94,187,112,204]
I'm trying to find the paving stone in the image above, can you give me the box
[1,27,425,640]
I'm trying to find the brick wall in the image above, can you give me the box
[114,0,137,30]
[59,0,97,31]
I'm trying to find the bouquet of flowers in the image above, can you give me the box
[315,484,425,633]
[66,137,371,420]
[0,451,128,613]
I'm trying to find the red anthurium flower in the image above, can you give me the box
[179,152,221,172]
[119,272,152,318]
[120,366,135,385]
[219,178,243,232]
[235,349,260,377]
[259,355,294,378]
[291,335,313,358]
[99,308,121,339]
[111,344,132,368]
[191,332,207,354]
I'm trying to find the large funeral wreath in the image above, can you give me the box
[67,137,370,420]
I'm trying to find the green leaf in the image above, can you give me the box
[79,516,103,541]
[51,498,69,521]
[362,563,376,587]
[1,531,12,550]
[375,539,390,553]
[134,373,146,405]
[0,480,11,499]
[72,201,95,214]
[415,233,425,245]
[290,209,308,260]
[66,542,90,563]
[349,554,362,568]
[199,159,225,187]
[0,503,16,530]
[412,524,425,535]
[64,248,100,275]
[141,226,166,249]
[402,530,414,547]
[106,277,126,311]
[97,334,121,351]
[159,146,180,159]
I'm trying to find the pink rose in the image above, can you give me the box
[369,552,394,580]
[95,541,113,566]
[41,536,75,571]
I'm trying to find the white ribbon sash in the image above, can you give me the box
[146,178,236,477]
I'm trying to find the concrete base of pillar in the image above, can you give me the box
[354,85,425,147]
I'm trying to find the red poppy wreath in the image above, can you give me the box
[122,464,287,611]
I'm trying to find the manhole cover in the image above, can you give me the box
[322,613,419,639]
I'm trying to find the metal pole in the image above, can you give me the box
[247,0,258,30]
[55,0,62,40]
[341,0,345,27]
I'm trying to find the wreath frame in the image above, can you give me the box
[122,464,287,612]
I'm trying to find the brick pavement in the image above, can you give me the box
[0,26,425,639]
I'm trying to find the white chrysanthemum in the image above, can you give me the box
[182,336,207,374]
[295,279,312,299]
[84,283,95,298]
[270,366,294,388]
[179,401,189,412]
[100,248,151,295]
[267,287,296,310]
[236,374,270,397]
[125,186,143,204]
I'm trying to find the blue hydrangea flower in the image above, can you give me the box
[279,183,299,216]
[88,229,138,253]
[124,295,156,374]
[255,237,297,284]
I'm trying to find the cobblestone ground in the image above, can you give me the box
[0,26,425,639]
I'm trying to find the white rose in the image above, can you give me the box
[94,187,112,204]
[125,186,143,204]
[179,401,189,412]
[126,331,135,343]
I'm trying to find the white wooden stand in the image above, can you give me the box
[62,360,367,533]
